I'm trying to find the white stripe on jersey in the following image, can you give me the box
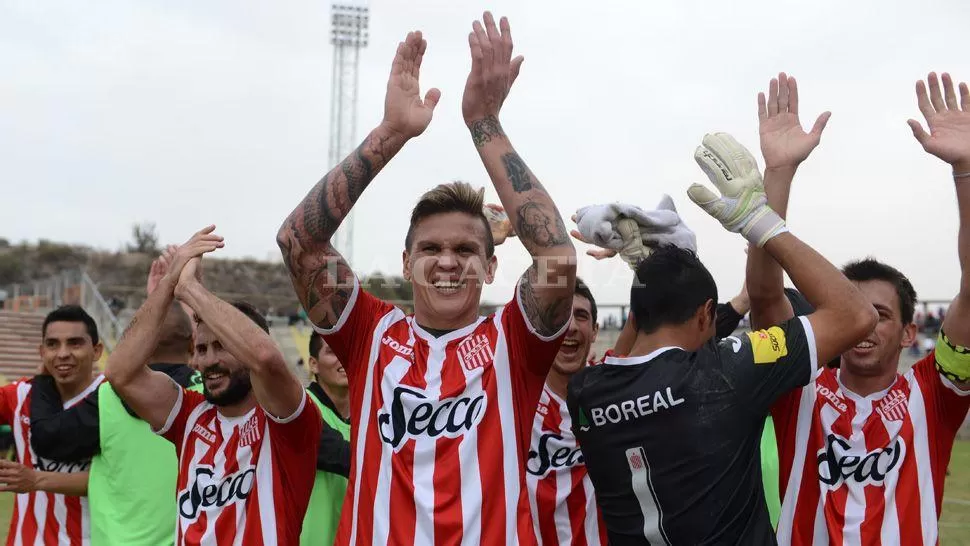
[778,370,819,546]
[491,308,522,546]
[459,358,484,546]
[905,374,938,546]
[256,423,278,543]
[553,436,573,545]
[412,342,446,543]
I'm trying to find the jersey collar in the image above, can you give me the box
[603,346,684,366]
[410,316,487,345]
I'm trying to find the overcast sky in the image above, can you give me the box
[3,0,968,310]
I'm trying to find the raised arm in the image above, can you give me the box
[688,134,876,367]
[461,12,576,335]
[174,258,301,419]
[909,72,970,386]
[277,31,440,329]
[747,73,831,329]
[104,228,224,431]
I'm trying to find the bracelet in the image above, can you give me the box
[953,172,970,179]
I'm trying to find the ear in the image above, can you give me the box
[402,250,412,282]
[307,356,320,376]
[484,255,498,284]
[590,321,600,344]
[696,299,716,331]
[92,342,104,362]
[900,322,918,348]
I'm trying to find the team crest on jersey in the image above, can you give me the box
[816,433,905,488]
[178,465,256,520]
[457,334,494,371]
[377,385,487,450]
[875,389,908,422]
[239,414,262,448]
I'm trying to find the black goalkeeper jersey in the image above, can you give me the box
[567,316,816,545]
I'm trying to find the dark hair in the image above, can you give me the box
[156,303,193,355]
[42,305,99,345]
[574,277,598,324]
[194,301,269,334]
[309,332,324,360]
[630,245,718,335]
[404,181,495,257]
[842,258,917,324]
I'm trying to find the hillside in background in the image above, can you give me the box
[0,226,413,315]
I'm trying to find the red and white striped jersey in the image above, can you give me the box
[772,352,970,546]
[526,385,607,546]
[315,280,567,546]
[156,387,321,546]
[0,376,103,546]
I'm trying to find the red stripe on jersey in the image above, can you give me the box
[566,466,589,546]
[214,424,241,545]
[476,365,507,546]
[894,415,922,545]
[860,404,890,545]
[66,496,83,545]
[789,392,825,546]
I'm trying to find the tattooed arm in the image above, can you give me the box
[278,31,440,328]
[461,13,576,336]
[105,230,224,431]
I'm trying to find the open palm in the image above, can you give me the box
[759,73,830,169]
[382,31,440,139]
[909,72,970,170]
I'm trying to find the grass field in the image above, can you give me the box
[0,441,967,543]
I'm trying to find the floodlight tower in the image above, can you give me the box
[329,2,369,265]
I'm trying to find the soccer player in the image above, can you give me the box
[277,13,576,545]
[0,305,104,545]
[567,131,877,544]
[525,278,608,545]
[104,228,322,545]
[747,72,970,545]
[25,259,202,546]
[302,333,352,546]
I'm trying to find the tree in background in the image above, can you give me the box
[127,222,159,255]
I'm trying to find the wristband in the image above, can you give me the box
[741,207,787,247]
[953,172,970,180]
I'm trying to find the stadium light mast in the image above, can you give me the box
[329,2,369,265]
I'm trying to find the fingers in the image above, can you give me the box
[942,72,960,111]
[927,72,946,113]
[810,111,832,137]
[424,88,441,111]
[483,12,504,62]
[569,229,592,244]
[415,36,428,81]
[767,77,779,116]
[499,16,513,63]
[686,183,721,213]
[961,82,970,112]
[390,41,405,78]
[789,76,799,115]
[468,32,483,75]
[915,80,935,122]
[778,73,790,113]
[588,249,618,260]
[907,119,930,147]
[757,92,767,121]
[472,21,492,74]
[510,56,524,87]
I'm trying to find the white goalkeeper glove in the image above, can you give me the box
[686,133,787,247]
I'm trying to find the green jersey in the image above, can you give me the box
[301,385,351,546]
[761,417,781,529]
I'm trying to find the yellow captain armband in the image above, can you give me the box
[934,330,970,383]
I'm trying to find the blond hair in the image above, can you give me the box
[405,181,495,256]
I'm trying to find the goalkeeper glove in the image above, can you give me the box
[686,133,787,247]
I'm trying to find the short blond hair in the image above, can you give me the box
[405,181,495,256]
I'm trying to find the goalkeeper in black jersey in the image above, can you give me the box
[568,133,877,545]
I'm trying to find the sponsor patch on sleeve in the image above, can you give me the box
[746,326,789,364]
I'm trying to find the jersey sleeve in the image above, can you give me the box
[912,347,970,437]
[501,278,570,379]
[311,277,396,379]
[28,375,101,461]
[719,315,817,417]
[0,383,19,425]
[267,391,323,511]
[154,383,207,452]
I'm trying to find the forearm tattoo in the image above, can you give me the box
[502,152,533,193]
[515,201,569,248]
[519,264,572,337]
[469,116,505,148]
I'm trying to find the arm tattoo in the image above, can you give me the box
[278,128,400,327]
[515,202,569,248]
[469,116,505,148]
[519,265,571,336]
[502,153,533,193]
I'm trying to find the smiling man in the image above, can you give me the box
[525,279,608,546]
[0,305,103,545]
[277,14,575,545]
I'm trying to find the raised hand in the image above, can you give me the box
[146,247,173,295]
[462,11,524,127]
[484,203,515,245]
[908,72,970,173]
[162,226,224,296]
[568,221,619,260]
[759,73,831,170]
[381,31,441,140]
